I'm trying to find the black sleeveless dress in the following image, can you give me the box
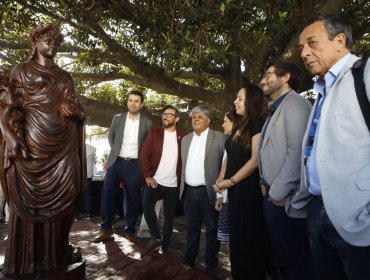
[225,119,267,280]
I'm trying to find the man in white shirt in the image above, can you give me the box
[140,105,186,253]
[94,91,152,242]
[180,105,226,278]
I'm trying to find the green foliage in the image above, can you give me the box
[0,0,369,120]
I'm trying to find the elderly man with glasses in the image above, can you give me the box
[140,105,186,253]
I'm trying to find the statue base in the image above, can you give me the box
[0,260,85,280]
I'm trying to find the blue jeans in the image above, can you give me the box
[183,184,220,268]
[101,158,142,233]
[263,196,313,280]
[308,196,370,280]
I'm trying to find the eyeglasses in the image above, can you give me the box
[262,71,275,80]
[161,112,176,118]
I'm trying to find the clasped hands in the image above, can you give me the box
[213,179,229,193]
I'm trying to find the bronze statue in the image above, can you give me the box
[0,23,86,278]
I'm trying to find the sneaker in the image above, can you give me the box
[85,214,91,220]
[136,229,151,239]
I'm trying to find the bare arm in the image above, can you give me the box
[215,133,260,191]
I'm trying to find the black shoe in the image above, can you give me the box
[146,238,161,251]
[205,266,217,279]
[85,214,91,220]
[184,261,195,268]
[125,232,136,242]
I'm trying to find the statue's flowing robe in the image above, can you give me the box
[2,61,86,274]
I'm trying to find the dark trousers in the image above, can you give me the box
[143,184,178,250]
[308,196,370,280]
[101,158,142,233]
[76,178,93,217]
[83,178,93,215]
[183,185,220,268]
[263,196,313,280]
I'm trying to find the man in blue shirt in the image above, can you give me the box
[293,14,370,280]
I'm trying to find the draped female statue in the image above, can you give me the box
[0,23,86,277]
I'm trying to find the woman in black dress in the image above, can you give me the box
[214,83,268,279]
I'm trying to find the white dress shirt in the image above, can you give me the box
[119,113,140,158]
[185,128,209,186]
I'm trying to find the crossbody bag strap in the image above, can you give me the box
[352,56,370,132]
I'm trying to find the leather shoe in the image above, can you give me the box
[93,229,113,242]
[146,238,161,251]
[125,232,136,242]
[205,266,217,279]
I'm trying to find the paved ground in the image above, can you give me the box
[97,215,232,279]
[0,215,232,279]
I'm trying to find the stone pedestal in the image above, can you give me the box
[0,260,85,280]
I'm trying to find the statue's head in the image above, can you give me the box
[28,23,63,61]
[29,23,64,47]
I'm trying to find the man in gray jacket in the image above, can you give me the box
[293,14,370,279]
[180,105,226,278]
[258,60,313,280]
[94,91,152,242]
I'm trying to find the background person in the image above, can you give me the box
[214,111,240,257]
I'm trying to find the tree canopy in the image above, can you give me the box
[0,0,369,128]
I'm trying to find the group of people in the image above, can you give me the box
[0,12,367,280]
[93,13,370,280]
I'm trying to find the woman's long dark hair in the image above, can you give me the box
[232,83,268,151]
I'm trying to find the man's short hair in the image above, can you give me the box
[303,13,352,49]
[129,90,145,103]
[191,104,211,119]
[163,105,180,117]
[268,59,303,92]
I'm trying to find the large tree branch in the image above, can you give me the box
[73,71,223,102]
[174,71,223,80]
[79,19,221,104]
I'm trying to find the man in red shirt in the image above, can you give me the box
[140,105,186,253]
